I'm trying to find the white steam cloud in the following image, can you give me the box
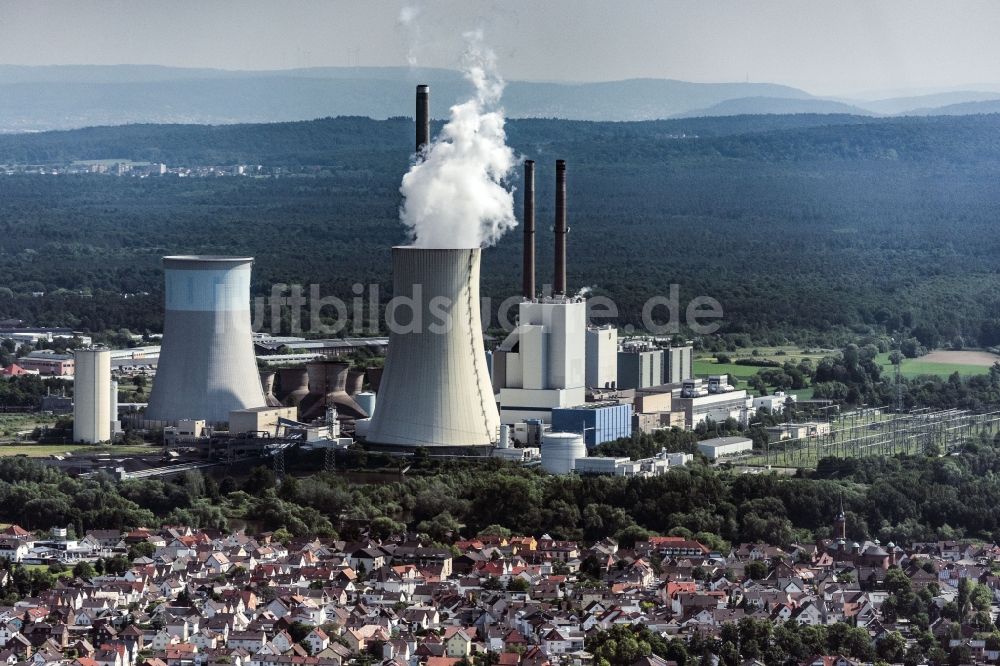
[397,6,421,66]
[399,31,517,249]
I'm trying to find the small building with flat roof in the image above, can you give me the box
[697,436,753,460]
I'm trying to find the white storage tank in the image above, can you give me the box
[541,432,586,475]
[498,424,511,449]
[356,392,377,418]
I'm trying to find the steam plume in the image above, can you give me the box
[399,31,517,249]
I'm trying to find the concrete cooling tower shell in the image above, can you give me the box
[298,360,369,421]
[365,366,383,393]
[366,247,500,448]
[260,371,282,407]
[346,369,365,396]
[145,256,266,424]
[278,368,310,406]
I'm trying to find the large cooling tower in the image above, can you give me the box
[74,349,111,444]
[145,256,266,424]
[367,247,500,448]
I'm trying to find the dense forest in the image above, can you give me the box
[3,422,1000,548]
[0,114,999,347]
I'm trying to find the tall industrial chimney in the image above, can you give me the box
[366,247,500,448]
[145,256,266,424]
[554,159,568,295]
[523,160,536,299]
[416,84,430,153]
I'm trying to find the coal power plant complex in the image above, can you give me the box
[73,83,696,478]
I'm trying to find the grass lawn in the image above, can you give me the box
[24,564,74,578]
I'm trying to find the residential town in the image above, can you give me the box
[0,507,995,666]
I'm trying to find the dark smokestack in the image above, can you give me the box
[554,159,567,295]
[416,84,430,153]
[523,160,536,299]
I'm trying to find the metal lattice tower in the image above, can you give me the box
[272,447,285,480]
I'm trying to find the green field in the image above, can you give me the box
[694,345,831,394]
[0,413,58,440]
[695,347,998,394]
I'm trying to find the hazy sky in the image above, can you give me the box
[0,0,997,96]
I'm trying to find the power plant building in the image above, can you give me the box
[366,247,500,448]
[617,348,664,390]
[145,256,266,425]
[697,436,753,460]
[663,345,694,384]
[551,402,633,448]
[586,325,618,389]
[496,298,587,424]
[73,348,111,443]
[495,159,588,424]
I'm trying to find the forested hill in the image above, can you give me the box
[7,113,1000,166]
[0,113,999,348]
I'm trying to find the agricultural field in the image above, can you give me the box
[876,350,999,379]
[0,443,154,458]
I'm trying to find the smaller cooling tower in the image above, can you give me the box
[366,247,500,448]
[365,366,383,393]
[541,432,586,475]
[278,368,310,406]
[260,371,282,407]
[145,256,265,424]
[346,369,365,397]
[298,360,368,422]
[74,349,111,444]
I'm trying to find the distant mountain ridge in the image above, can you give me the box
[679,96,873,117]
[1,65,1000,130]
[0,65,815,130]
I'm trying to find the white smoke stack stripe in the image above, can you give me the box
[367,247,499,447]
[145,256,265,424]
[74,348,111,443]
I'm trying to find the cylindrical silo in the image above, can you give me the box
[278,368,310,407]
[366,247,500,448]
[541,432,586,474]
[260,370,282,407]
[74,349,111,443]
[498,424,510,449]
[145,256,266,425]
[110,379,119,428]
[356,392,376,419]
